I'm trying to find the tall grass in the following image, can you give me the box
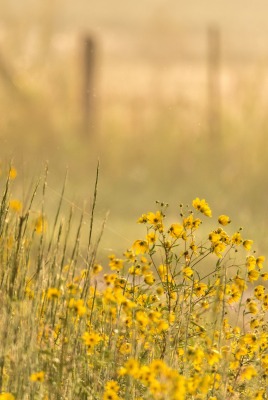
[1,165,268,399]
[0,165,105,399]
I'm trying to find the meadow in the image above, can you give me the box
[1,165,268,399]
[1,2,268,398]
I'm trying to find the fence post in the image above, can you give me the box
[81,35,96,135]
[207,26,221,139]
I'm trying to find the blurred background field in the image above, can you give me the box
[1,0,268,259]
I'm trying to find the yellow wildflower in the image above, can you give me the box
[243,239,253,251]
[141,264,151,276]
[227,284,241,303]
[201,300,209,309]
[240,365,257,381]
[9,199,22,212]
[233,326,241,336]
[114,277,127,289]
[256,256,265,269]
[190,241,198,254]
[246,299,258,314]
[183,214,202,230]
[199,375,214,393]
[208,232,221,243]
[128,265,141,275]
[253,390,266,400]
[262,294,268,310]
[219,228,230,244]
[35,215,47,234]
[156,286,164,295]
[123,248,135,260]
[109,258,124,271]
[157,319,169,332]
[231,232,242,246]
[122,358,140,378]
[148,310,161,322]
[146,211,163,225]
[194,282,207,296]
[206,348,221,365]
[47,287,60,300]
[192,218,202,229]
[168,223,184,238]
[0,394,15,400]
[261,273,268,281]
[30,371,45,382]
[248,269,259,282]
[192,197,212,217]
[246,255,256,271]
[212,241,226,257]
[146,232,157,244]
[66,282,80,295]
[182,266,193,278]
[148,379,162,396]
[218,214,231,226]
[68,298,87,316]
[250,318,261,330]
[82,331,102,351]
[137,214,148,223]
[235,345,248,360]
[144,274,155,285]
[92,264,103,275]
[254,285,265,300]
[183,214,194,229]
[140,256,149,263]
[119,342,132,355]
[9,167,17,180]
[229,360,240,371]
[103,389,119,400]
[25,285,34,299]
[105,381,120,393]
[261,354,268,368]
[135,311,149,329]
[132,239,149,255]
[243,333,258,346]
[187,346,204,364]
[158,264,168,277]
[234,275,247,291]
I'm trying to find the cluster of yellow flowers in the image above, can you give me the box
[92,198,268,399]
[95,198,267,399]
[1,169,268,400]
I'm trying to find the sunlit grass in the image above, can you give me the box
[1,165,268,399]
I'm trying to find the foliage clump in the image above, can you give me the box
[0,167,268,399]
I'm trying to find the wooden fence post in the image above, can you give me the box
[81,35,96,135]
[207,26,221,139]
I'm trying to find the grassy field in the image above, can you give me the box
[1,3,268,398]
[1,167,268,399]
